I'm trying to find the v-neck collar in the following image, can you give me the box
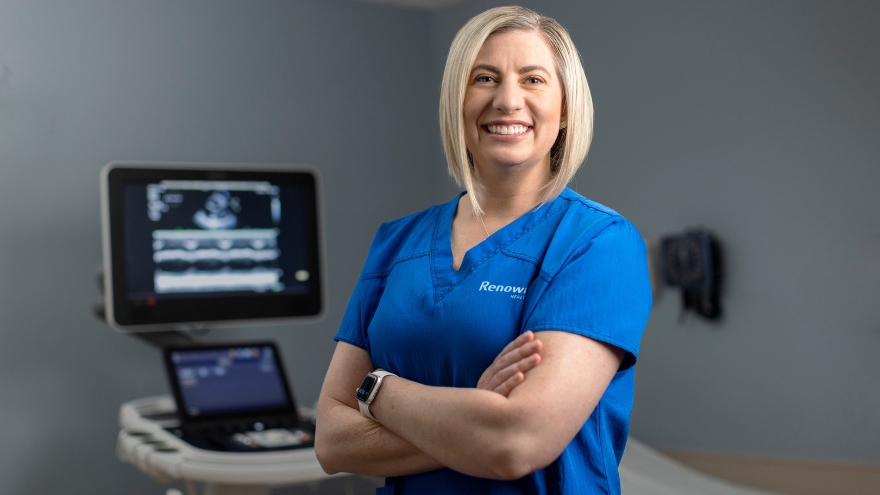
[430,191,565,302]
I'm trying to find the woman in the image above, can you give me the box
[316,6,652,494]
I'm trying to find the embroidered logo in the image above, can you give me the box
[479,281,527,300]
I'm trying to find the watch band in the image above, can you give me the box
[356,369,397,421]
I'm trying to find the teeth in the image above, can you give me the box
[487,125,528,135]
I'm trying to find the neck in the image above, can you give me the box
[476,187,543,221]
[472,157,551,220]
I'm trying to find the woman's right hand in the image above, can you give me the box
[477,331,543,397]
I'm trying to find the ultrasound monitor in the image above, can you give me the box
[101,161,325,332]
[165,343,295,420]
[163,341,315,452]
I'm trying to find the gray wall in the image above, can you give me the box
[432,0,880,465]
[1,0,878,493]
[0,0,436,493]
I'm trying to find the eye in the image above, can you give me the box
[474,74,495,83]
[524,76,544,85]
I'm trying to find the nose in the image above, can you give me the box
[493,79,524,114]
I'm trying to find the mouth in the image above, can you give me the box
[483,124,531,136]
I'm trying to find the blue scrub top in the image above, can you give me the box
[335,188,652,495]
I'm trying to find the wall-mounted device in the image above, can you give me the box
[660,229,723,321]
[100,161,326,334]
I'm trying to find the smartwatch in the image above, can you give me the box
[355,369,397,421]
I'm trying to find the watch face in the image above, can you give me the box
[356,374,377,402]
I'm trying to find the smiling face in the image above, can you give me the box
[463,29,565,183]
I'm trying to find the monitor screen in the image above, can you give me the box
[102,162,324,331]
[166,343,295,419]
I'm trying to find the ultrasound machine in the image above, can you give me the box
[95,161,344,495]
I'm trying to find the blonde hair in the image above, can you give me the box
[439,6,594,217]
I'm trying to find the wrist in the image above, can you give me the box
[356,369,397,421]
[369,374,397,421]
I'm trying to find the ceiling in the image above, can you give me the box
[348,0,471,11]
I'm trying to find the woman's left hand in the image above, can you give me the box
[476,331,543,397]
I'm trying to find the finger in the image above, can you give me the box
[494,338,542,368]
[497,331,534,357]
[478,335,541,391]
[477,370,492,390]
[486,353,542,391]
[482,342,541,388]
[489,339,543,372]
[493,371,525,397]
[512,351,542,375]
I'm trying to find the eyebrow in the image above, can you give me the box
[470,63,552,76]
[471,63,501,74]
[517,65,551,75]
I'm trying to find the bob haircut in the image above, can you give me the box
[439,6,594,217]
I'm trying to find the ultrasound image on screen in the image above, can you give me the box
[123,180,312,299]
[170,345,291,417]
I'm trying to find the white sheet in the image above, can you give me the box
[620,438,781,495]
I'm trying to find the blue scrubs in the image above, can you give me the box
[335,188,652,495]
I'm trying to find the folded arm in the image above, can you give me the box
[370,331,623,479]
[316,331,622,480]
[315,332,544,477]
[315,343,441,477]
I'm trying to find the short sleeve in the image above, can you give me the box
[331,207,438,355]
[333,234,390,355]
[334,276,374,351]
[523,218,652,370]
